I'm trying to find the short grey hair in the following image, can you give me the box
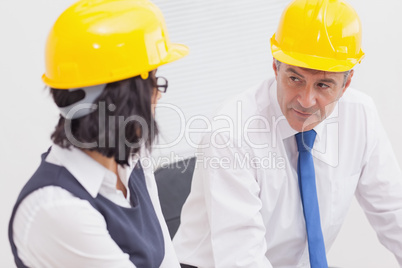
[274,58,351,87]
[274,59,281,71]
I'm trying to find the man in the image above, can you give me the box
[173,0,402,267]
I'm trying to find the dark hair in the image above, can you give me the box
[50,73,158,166]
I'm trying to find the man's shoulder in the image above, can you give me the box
[337,87,380,130]
[340,87,376,110]
[203,78,276,148]
[216,78,275,118]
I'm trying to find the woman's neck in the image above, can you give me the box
[83,150,127,198]
[84,150,118,174]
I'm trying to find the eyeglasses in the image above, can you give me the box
[155,76,168,93]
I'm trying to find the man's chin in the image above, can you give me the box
[288,117,321,132]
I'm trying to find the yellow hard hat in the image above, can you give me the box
[42,0,189,89]
[271,0,364,72]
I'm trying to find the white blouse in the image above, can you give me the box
[12,144,180,268]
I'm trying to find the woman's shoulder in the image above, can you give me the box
[12,186,108,267]
[12,185,136,267]
[13,186,104,242]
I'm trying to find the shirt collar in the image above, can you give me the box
[49,144,117,198]
[268,79,340,142]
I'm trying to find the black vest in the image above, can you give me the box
[9,150,165,268]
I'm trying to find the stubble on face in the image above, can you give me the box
[274,61,352,132]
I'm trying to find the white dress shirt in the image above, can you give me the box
[173,78,402,268]
[13,144,180,268]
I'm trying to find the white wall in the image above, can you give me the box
[1,0,401,267]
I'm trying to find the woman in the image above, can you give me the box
[8,0,188,267]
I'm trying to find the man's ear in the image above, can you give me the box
[342,69,354,95]
[272,58,278,78]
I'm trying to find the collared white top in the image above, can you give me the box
[12,145,180,268]
[173,78,402,268]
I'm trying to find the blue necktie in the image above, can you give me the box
[295,130,328,268]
